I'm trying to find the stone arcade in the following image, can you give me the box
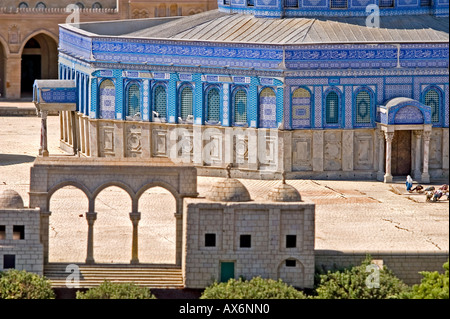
[33,0,449,182]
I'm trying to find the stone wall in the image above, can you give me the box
[315,250,449,286]
[74,117,449,181]
[182,199,316,289]
[0,208,43,275]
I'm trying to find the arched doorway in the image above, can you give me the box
[21,33,58,97]
[377,98,433,183]
[48,185,89,263]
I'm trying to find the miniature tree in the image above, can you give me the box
[313,255,409,299]
[404,261,449,299]
[200,276,307,299]
[0,269,55,299]
[76,281,156,299]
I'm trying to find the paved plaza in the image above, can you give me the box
[0,112,448,265]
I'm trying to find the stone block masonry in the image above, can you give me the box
[315,250,449,286]
[0,208,43,275]
[182,199,316,289]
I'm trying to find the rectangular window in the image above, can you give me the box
[3,255,15,269]
[205,233,216,247]
[239,235,251,248]
[330,0,347,8]
[286,259,296,267]
[420,0,431,6]
[247,0,255,6]
[285,0,298,7]
[0,226,5,240]
[224,0,230,5]
[379,0,394,7]
[13,225,25,240]
[286,235,297,248]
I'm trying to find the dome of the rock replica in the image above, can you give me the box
[0,189,24,209]
[206,178,251,202]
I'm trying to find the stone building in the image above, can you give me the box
[0,190,43,275]
[182,175,315,288]
[0,0,217,99]
[37,0,449,182]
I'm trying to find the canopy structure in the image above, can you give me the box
[33,80,77,157]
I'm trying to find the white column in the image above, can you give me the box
[413,131,422,180]
[421,131,431,183]
[377,130,385,181]
[384,131,394,183]
[39,110,49,157]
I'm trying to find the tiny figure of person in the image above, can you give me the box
[411,184,424,193]
[406,175,413,192]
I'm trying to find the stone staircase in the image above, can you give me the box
[44,263,184,289]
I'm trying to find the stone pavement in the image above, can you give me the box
[0,112,448,265]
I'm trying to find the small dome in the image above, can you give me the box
[0,189,24,209]
[206,178,251,202]
[268,182,301,202]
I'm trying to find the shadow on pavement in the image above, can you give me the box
[0,154,36,166]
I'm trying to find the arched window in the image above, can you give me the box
[292,88,311,128]
[75,2,84,9]
[127,83,140,117]
[153,85,167,120]
[259,87,277,128]
[247,0,255,6]
[18,2,29,8]
[92,2,102,9]
[180,86,193,122]
[35,2,46,9]
[355,90,372,124]
[330,0,347,9]
[234,89,247,125]
[424,88,441,124]
[206,88,220,123]
[325,90,340,125]
[99,79,115,120]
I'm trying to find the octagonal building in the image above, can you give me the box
[45,0,449,182]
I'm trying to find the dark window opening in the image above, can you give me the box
[205,233,216,247]
[3,255,16,269]
[286,235,297,248]
[240,235,251,248]
[13,226,25,240]
[286,259,296,267]
[0,226,5,240]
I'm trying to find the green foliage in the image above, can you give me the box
[200,276,307,299]
[313,256,409,299]
[0,269,55,299]
[403,261,449,299]
[76,281,156,299]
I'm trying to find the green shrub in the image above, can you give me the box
[0,269,55,299]
[200,276,307,299]
[314,256,409,299]
[76,281,156,299]
[403,261,449,299]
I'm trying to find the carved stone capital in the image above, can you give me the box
[422,131,431,141]
[384,131,394,143]
[413,130,423,138]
